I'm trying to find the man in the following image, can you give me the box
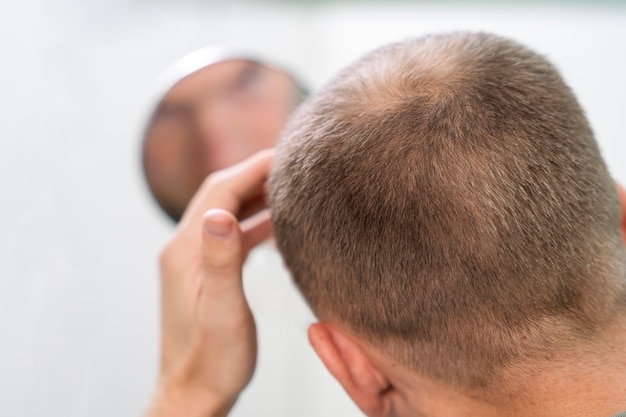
[146,33,626,416]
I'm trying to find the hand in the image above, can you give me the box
[146,150,274,417]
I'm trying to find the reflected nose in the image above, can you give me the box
[195,100,248,173]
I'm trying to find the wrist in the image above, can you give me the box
[147,380,236,417]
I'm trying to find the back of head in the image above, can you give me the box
[269,32,626,390]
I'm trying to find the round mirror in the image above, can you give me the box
[142,48,307,222]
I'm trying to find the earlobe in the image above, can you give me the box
[617,183,626,246]
[308,323,392,417]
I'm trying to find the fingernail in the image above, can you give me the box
[204,210,233,238]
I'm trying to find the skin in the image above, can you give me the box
[145,150,273,417]
[145,152,626,417]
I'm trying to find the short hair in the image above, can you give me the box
[269,32,626,390]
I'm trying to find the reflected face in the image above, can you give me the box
[143,60,302,221]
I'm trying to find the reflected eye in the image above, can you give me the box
[155,103,193,123]
[228,64,262,95]
[151,103,195,143]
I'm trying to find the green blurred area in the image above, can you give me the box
[134,0,626,5]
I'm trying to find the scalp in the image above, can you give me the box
[269,32,626,389]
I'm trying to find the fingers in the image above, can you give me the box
[180,150,274,236]
[237,192,268,222]
[199,208,273,289]
[200,209,244,292]
[197,208,272,324]
[241,210,273,257]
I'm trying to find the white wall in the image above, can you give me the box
[0,1,624,416]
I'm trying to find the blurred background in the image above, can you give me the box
[0,0,624,416]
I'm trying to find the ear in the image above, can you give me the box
[617,183,626,246]
[308,323,392,417]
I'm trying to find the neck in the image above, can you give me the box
[377,321,626,417]
[502,318,626,417]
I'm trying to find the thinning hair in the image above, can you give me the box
[269,32,626,389]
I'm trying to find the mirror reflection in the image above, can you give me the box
[142,55,306,221]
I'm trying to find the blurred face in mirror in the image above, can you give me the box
[143,59,303,221]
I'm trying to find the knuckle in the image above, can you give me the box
[204,169,230,190]
[197,172,231,203]
[202,250,235,272]
[202,241,241,272]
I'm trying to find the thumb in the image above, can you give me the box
[200,209,245,300]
